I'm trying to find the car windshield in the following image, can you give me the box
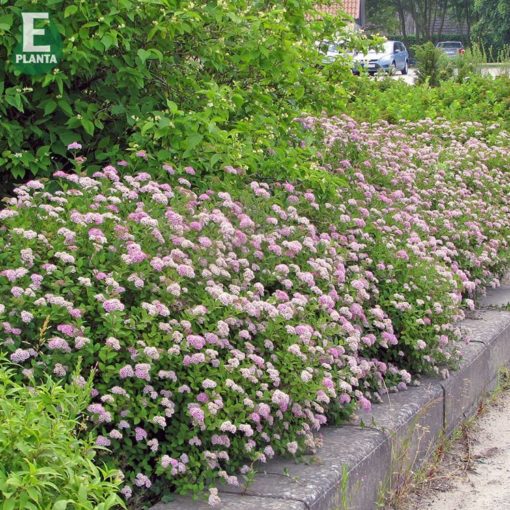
[318,41,343,54]
[368,42,394,54]
[438,42,462,48]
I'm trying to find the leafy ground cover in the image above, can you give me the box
[0,363,124,509]
[1,114,510,506]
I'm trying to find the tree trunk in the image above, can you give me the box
[394,0,408,37]
[465,0,472,40]
[426,0,433,39]
[432,0,439,36]
[408,2,420,38]
[438,0,448,37]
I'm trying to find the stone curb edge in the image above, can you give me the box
[153,309,510,510]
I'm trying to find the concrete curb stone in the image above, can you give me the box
[441,340,490,434]
[222,426,389,510]
[151,495,307,510]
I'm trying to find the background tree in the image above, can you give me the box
[472,0,510,51]
[365,0,400,34]
[405,0,450,39]
[366,0,451,38]
[450,0,475,40]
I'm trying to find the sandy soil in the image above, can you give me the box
[408,390,510,510]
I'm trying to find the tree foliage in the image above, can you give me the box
[367,0,452,38]
[450,0,475,39]
[473,0,510,51]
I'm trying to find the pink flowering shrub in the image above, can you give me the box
[298,115,510,364]
[1,117,510,503]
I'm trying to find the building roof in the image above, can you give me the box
[316,1,361,19]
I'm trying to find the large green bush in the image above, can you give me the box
[0,0,368,184]
[0,363,124,509]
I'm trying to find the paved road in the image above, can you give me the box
[369,63,510,87]
[394,68,417,85]
[389,65,510,85]
[369,68,417,85]
[413,390,510,510]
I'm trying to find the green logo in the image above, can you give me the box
[11,12,62,75]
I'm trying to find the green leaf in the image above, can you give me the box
[210,153,222,166]
[101,34,114,51]
[294,85,305,100]
[137,49,151,64]
[36,145,50,158]
[3,497,15,510]
[5,94,23,112]
[58,99,73,117]
[137,48,162,64]
[111,104,125,115]
[166,100,178,114]
[141,121,155,136]
[81,118,95,136]
[0,14,13,31]
[184,133,203,150]
[77,483,88,503]
[52,500,70,510]
[43,100,57,116]
[64,5,78,17]
[57,129,78,146]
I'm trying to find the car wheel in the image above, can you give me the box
[402,61,409,75]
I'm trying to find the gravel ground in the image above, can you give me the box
[405,388,510,510]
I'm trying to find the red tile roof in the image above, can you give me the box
[316,1,360,19]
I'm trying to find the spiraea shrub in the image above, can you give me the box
[3,115,510,504]
[0,155,412,505]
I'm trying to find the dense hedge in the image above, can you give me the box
[347,75,510,127]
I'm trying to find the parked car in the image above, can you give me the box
[352,41,409,75]
[436,41,465,58]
